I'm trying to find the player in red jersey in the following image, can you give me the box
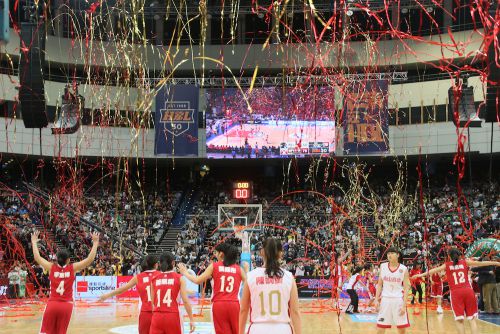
[412,248,500,334]
[364,264,378,311]
[178,243,247,334]
[31,230,99,334]
[429,261,445,314]
[98,255,159,334]
[409,263,423,304]
[151,252,195,334]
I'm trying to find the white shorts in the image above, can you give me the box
[377,298,410,329]
[248,323,293,334]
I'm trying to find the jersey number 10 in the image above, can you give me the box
[259,290,282,316]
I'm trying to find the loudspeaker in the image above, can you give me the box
[0,0,9,43]
[487,30,499,84]
[448,85,481,127]
[485,86,498,123]
[485,28,499,123]
[19,22,47,128]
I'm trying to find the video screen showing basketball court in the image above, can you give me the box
[205,87,336,158]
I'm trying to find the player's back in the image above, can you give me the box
[445,259,472,291]
[152,271,181,313]
[431,273,442,283]
[136,270,159,312]
[49,263,75,302]
[379,262,407,298]
[212,261,242,302]
[247,267,294,323]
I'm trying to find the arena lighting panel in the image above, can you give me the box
[143,72,407,87]
[137,0,438,16]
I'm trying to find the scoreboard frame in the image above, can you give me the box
[232,181,252,200]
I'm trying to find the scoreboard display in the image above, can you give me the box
[232,182,252,200]
[279,142,331,155]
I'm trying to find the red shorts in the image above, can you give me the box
[431,283,443,297]
[40,301,73,334]
[139,311,153,334]
[212,301,240,334]
[450,288,478,320]
[150,312,182,334]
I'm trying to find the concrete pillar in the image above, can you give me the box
[53,0,64,37]
[443,0,453,28]
[155,16,163,45]
[204,14,211,45]
[238,13,245,44]
[391,2,400,32]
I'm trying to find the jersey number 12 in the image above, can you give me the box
[452,272,466,285]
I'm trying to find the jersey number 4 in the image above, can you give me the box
[56,281,65,296]
[157,289,172,307]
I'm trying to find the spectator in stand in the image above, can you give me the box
[472,255,499,314]
[7,265,20,299]
[18,264,28,298]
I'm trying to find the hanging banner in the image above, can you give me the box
[343,80,389,154]
[155,85,199,156]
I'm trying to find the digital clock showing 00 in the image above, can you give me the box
[233,182,252,199]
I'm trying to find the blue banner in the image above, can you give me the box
[155,85,199,156]
[343,80,389,155]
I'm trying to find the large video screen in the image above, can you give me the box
[205,87,336,159]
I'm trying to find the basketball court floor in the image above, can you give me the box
[1,298,498,334]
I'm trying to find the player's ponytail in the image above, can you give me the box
[220,244,238,267]
[448,248,461,266]
[141,254,158,271]
[56,250,70,267]
[263,238,283,278]
[159,252,175,272]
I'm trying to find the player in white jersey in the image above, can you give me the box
[374,247,411,333]
[239,238,302,334]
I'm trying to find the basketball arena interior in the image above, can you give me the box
[0,1,499,333]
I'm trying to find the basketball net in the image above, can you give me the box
[233,225,251,253]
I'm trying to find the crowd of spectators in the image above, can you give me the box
[171,176,499,283]
[207,144,281,158]
[1,172,498,305]
[0,182,182,294]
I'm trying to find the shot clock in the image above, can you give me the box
[232,181,252,200]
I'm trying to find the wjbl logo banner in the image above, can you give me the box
[155,85,199,156]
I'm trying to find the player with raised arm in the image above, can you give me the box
[31,230,99,334]
[178,243,247,334]
[150,252,195,334]
[239,238,302,334]
[98,255,159,334]
[374,247,411,333]
[411,248,500,334]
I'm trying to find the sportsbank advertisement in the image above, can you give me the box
[73,276,197,299]
[75,276,118,299]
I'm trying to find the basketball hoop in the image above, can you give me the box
[232,225,251,253]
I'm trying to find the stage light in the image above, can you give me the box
[346,9,353,17]
[401,8,409,14]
